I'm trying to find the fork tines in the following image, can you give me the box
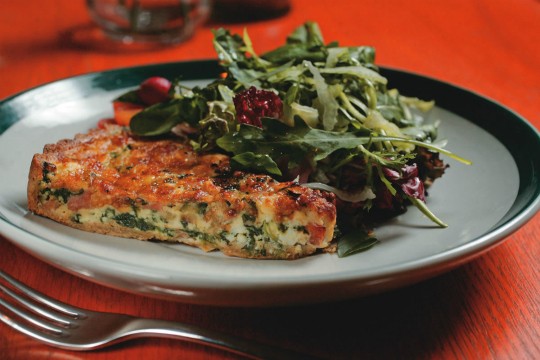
[0,270,82,338]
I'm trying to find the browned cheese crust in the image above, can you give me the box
[27,123,337,259]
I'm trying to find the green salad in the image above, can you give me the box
[117,22,471,257]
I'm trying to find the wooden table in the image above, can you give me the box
[1,0,538,359]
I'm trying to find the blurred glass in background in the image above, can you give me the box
[86,0,212,45]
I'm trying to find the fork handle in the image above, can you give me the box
[118,317,316,360]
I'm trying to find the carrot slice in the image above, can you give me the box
[113,101,144,126]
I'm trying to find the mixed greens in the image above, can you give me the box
[118,22,471,256]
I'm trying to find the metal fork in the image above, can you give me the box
[0,270,311,360]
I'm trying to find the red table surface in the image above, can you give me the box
[1,0,539,359]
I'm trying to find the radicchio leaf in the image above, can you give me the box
[382,163,426,202]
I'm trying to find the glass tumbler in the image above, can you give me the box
[86,0,212,45]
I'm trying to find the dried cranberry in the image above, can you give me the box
[233,86,283,128]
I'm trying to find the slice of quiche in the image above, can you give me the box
[27,122,336,259]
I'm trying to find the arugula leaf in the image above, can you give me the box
[130,89,209,136]
[130,101,182,136]
[337,228,379,257]
[212,28,266,88]
[287,21,325,47]
[216,117,371,170]
[231,152,282,176]
[261,22,327,64]
[217,114,470,177]
[115,89,142,104]
[319,65,387,84]
[196,113,230,151]
[407,196,448,228]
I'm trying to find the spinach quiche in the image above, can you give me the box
[28,122,337,259]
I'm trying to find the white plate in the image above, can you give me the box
[1,61,538,306]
